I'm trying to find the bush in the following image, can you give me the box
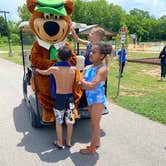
[0,36,8,45]
[11,33,20,45]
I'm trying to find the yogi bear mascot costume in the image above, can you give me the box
[26,0,82,122]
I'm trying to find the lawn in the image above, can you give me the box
[0,46,166,124]
[108,52,166,124]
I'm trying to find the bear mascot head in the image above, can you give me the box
[26,0,82,122]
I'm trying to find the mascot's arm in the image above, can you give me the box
[31,41,56,69]
[66,42,76,66]
[73,69,83,119]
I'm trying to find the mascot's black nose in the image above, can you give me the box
[44,21,60,36]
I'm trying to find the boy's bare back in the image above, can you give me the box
[51,66,76,94]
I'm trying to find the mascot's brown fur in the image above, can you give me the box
[26,0,82,122]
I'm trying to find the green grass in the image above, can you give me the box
[0,52,23,64]
[0,45,24,65]
[127,51,158,59]
[0,45,166,124]
[108,53,166,124]
[0,45,21,52]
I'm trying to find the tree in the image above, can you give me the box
[109,3,126,32]
[17,4,30,21]
[126,8,152,42]
[8,21,19,34]
[16,1,166,42]
[158,16,166,41]
[72,0,112,28]
[0,16,8,36]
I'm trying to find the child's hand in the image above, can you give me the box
[79,79,87,90]
[78,79,87,89]
[36,68,42,75]
[78,80,82,86]
[36,68,40,73]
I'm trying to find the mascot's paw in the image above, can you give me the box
[42,109,55,122]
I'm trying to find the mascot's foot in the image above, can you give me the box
[42,109,55,123]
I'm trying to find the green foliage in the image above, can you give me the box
[0,16,8,36]
[0,36,8,44]
[11,34,20,45]
[8,21,19,34]
[17,4,30,22]
[72,0,166,42]
[72,0,112,28]
[109,3,126,32]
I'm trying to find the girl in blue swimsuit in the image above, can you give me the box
[79,42,112,155]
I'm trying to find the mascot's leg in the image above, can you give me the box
[38,94,55,122]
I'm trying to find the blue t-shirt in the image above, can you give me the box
[118,49,127,62]
[84,42,93,66]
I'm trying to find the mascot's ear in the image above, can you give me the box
[26,0,37,13]
[64,0,74,15]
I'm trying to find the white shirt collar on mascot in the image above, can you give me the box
[37,37,67,50]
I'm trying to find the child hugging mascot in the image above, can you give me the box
[26,0,82,122]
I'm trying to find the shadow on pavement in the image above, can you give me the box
[13,99,105,165]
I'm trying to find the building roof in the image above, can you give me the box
[78,24,116,37]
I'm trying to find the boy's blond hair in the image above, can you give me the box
[93,27,105,39]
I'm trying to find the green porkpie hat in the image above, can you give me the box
[35,0,67,16]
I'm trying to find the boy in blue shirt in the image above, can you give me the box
[71,26,110,68]
[118,44,127,77]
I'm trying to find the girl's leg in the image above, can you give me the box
[80,103,103,154]
[90,103,103,147]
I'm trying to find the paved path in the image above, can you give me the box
[0,58,165,166]
[0,51,8,54]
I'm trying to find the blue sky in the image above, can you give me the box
[0,0,165,21]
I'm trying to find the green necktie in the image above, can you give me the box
[50,44,58,60]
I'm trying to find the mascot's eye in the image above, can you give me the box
[44,13,50,19]
[53,15,60,20]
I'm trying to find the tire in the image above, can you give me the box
[29,104,42,128]
[23,76,27,101]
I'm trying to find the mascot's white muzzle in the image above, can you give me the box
[34,18,68,41]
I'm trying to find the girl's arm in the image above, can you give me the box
[36,67,55,75]
[70,26,88,45]
[80,66,108,90]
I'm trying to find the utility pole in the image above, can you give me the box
[0,10,12,56]
[75,28,79,55]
